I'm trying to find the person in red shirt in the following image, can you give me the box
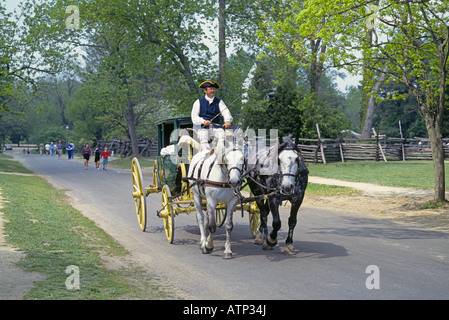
[101,147,112,171]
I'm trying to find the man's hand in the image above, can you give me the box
[223,122,231,129]
[203,120,211,127]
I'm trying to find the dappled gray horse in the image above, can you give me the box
[247,135,308,254]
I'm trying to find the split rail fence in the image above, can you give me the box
[298,136,449,163]
[94,133,449,164]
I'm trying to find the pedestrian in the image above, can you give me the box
[57,140,63,159]
[82,143,91,170]
[45,143,50,155]
[66,142,73,159]
[94,147,101,170]
[50,142,54,156]
[70,142,75,159]
[101,147,111,171]
[243,136,252,158]
[39,143,44,156]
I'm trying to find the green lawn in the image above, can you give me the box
[0,155,179,299]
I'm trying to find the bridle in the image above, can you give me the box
[222,148,244,187]
[278,148,300,195]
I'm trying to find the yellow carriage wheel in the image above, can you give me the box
[161,185,175,244]
[132,157,147,231]
[248,200,260,239]
[177,162,190,200]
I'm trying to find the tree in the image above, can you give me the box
[258,0,327,107]
[242,56,349,138]
[292,0,449,203]
[214,0,270,94]
[0,0,76,112]
[35,0,215,155]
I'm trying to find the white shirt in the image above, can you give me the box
[191,95,233,127]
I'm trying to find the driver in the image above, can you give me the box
[191,81,232,151]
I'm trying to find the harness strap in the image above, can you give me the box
[203,180,231,188]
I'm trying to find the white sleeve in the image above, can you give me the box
[219,100,233,123]
[191,99,205,126]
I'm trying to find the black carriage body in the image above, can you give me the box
[155,116,193,194]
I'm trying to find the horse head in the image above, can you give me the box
[278,135,301,194]
[223,127,245,188]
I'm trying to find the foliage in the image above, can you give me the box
[0,0,76,111]
[242,56,350,138]
[263,0,449,200]
[2,0,448,160]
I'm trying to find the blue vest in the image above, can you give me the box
[199,96,221,124]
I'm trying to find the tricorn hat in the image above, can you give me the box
[199,81,220,89]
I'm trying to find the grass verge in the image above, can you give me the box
[0,156,178,300]
[307,160,449,189]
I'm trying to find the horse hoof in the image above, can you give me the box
[283,245,296,255]
[223,252,233,259]
[267,235,277,247]
[262,243,273,251]
[201,247,213,254]
[254,233,263,245]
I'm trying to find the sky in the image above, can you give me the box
[4,0,361,92]
[4,0,19,12]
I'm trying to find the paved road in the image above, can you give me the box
[12,153,449,299]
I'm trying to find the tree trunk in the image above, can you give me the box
[218,0,227,92]
[424,111,446,202]
[308,38,325,103]
[125,102,139,156]
[361,65,388,138]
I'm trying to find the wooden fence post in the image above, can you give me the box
[316,123,326,164]
[399,120,406,161]
[372,128,387,162]
[339,134,345,163]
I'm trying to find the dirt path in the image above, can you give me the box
[309,176,434,197]
[305,176,449,233]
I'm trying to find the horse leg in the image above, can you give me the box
[284,194,305,255]
[267,197,281,249]
[223,201,236,259]
[204,200,217,254]
[255,200,269,247]
[194,195,210,254]
[284,201,300,255]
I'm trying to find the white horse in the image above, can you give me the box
[188,131,245,259]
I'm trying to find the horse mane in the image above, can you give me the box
[225,126,244,150]
[278,135,300,154]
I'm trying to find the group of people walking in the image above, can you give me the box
[81,144,112,170]
[41,141,75,159]
[40,141,112,170]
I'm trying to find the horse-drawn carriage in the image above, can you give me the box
[131,116,260,246]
